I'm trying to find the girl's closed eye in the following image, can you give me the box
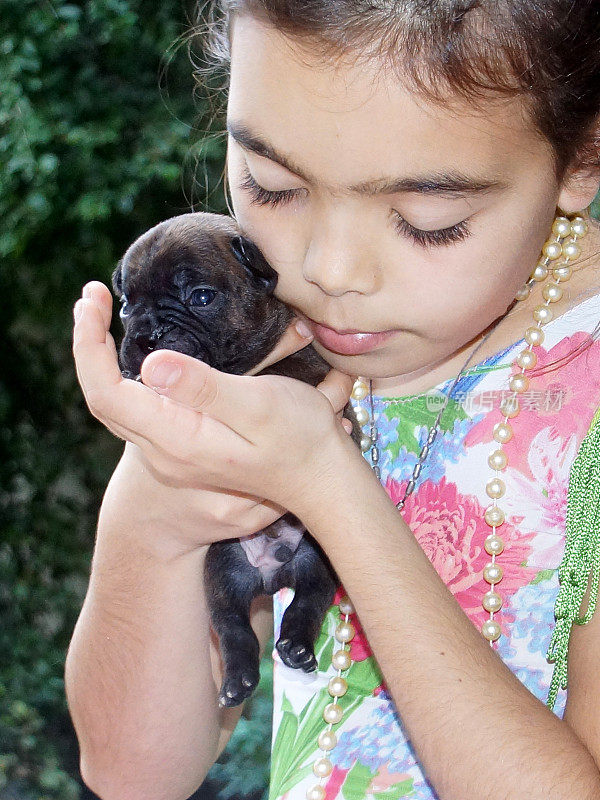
[391,212,472,248]
[238,164,472,248]
[238,164,305,208]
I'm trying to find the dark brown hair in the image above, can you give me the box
[196,0,600,182]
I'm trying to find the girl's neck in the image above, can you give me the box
[372,214,600,398]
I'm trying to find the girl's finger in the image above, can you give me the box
[341,418,353,434]
[140,349,267,437]
[244,319,314,376]
[316,368,356,414]
[73,298,162,442]
[73,298,124,398]
[82,281,114,331]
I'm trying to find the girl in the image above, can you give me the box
[66,2,600,799]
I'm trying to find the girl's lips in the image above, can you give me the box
[307,319,397,356]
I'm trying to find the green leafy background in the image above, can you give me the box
[0,2,268,798]
[1,2,599,799]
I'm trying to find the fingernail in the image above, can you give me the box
[295,320,312,339]
[149,362,182,389]
[82,285,92,299]
[74,300,84,322]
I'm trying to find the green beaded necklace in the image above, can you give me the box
[547,405,600,709]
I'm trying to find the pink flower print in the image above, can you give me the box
[465,335,600,477]
[387,477,537,631]
[502,427,577,569]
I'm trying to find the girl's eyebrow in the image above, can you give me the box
[227,119,509,198]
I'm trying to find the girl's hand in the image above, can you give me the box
[73,282,355,550]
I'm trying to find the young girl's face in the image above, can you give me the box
[225,15,585,386]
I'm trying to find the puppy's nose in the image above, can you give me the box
[134,331,159,354]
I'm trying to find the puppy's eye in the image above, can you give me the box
[189,288,217,307]
[119,296,131,319]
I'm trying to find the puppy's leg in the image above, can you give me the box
[276,536,337,673]
[204,540,264,707]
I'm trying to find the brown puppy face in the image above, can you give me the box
[113,212,292,378]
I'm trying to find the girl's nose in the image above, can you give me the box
[302,216,379,297]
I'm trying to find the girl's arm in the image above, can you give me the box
[297,434,600,800]
[65,445,274,800]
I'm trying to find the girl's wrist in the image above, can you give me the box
[292,429,377,526]
[99,446,217,560]
[99,464,208,562]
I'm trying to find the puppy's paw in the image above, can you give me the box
[218,668,260,708]
[276,637,317,672]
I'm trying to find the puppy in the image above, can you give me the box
[113,212,361,707]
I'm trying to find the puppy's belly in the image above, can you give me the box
[239,515,304,581]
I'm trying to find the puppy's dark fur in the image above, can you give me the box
[113,212,360,707]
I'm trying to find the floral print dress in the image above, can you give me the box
[269,293,600,800]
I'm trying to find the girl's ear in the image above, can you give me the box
[557,168,600,214]
[557,124,600,213]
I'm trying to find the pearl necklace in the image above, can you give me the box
[304,212,588,800]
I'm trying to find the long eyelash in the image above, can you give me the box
[238,166,471,248]
[238,166,302,207]
[392,212,471,248]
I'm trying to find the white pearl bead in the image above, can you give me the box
[552,216,572,237]
[488,449,508,470]
[318,730,338,751]
[486,478,506,500]
[483,562,504,584]
[542,283,563,303]
[482,590,503,613]
[335,621,355,643]
[531,263,548,281]
[332,649,352,671]
[533,305,553,325]
[328,676,348,697]
[553,264,572,282]
[481,619,502,642]
[338,597,355,616]
[323,703,344,724]
[500,396,520,418]
[351,382,368,401]
[313,757,333,778]
[542,241,563,260]
[493,422,513,444]
[515,285,531,301]
[484,505,505,527]
[524,326,545,347]
[516,349,537,370]
[509,373,529,393]
[484,533,505,555]
[354,406,369,426]
[570,217,588,237]
[360,435,372,452]
[307,786,326,800]
[563,241,582,260]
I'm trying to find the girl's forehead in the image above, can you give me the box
[228,15,554,187]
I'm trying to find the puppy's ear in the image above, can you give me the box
[111,259,123,296]
[231,236,278,294]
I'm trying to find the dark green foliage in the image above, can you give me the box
[1,2,599,799]
[0,2,272,798]
[200,648,273,800]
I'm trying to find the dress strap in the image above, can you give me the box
[546,405,600,709]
